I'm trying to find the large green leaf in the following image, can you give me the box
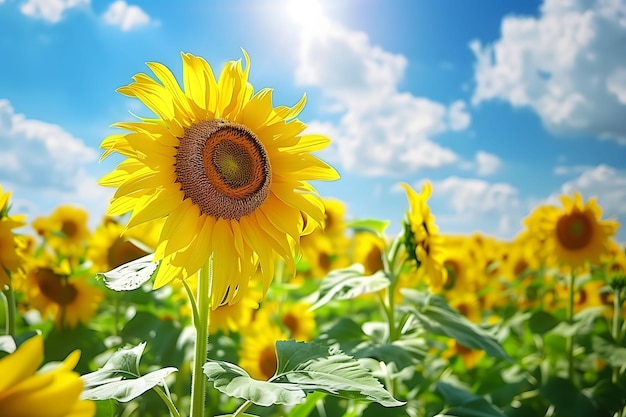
[400,289,510,360]
[203,340,404,408]
[539,377,596,417]
[97,254,159,291]
[307,264,390,311]
[435,381,506,417]
[81,342,177,402]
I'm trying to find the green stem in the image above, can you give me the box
[232,400,253,417]
[189,258,213,417]
[2,286,16,337]
[566,270,575,384]
[153,385,181,417]
[612,288,622,384]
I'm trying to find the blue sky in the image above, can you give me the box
[1,0,625,242]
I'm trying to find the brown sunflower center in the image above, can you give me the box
[282,312,299,336]
[556,211,593,250]
[259,346,278,380]
[108,238,149,269]
[61,220,78,238]
[175,119,271,219]
[37,268,77,305]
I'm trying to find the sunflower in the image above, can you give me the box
[543,192,618,268]
[255,300,317,341]
[351,231,385,275]
[238,321,286,380]
[0,186,26,288]
[400,182,448,292]
[0,335,95,417]
[87,217,159,273]
[33,205,91,258]
[99,51,339,308]
[23,259,104,328]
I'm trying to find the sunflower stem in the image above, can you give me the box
[2,285,16,337]
[153,384,181,417]
[566,270,576,384]
[612,286,622,384]
[190,257,213,417]
[232,400,253,417]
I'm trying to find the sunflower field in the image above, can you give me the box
[1,53,625,417]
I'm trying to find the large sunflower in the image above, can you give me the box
[544,192,618,268]
[99,52,339,307]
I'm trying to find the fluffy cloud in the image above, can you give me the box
[475,151,502,176]
[295,13,470,176]
[427,176,522,237]
[0,99,98,191]
[555,164,626,216]
[471,0,626,143]
[102,0,150,31]
[20,0,89,23]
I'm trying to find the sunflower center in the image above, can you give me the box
[61,220,78,239]
[259,346,278,380]
[176,119,271,219]
[37,268,77,305]
[556,211,593,250]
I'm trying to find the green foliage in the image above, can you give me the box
[307,264,390,311]
[400,289,510,360]
[204,340,404,409]
[81,342,177,402]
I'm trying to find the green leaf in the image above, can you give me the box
[81,342,177,402]
[203,340,404,408]
[592,336,626,368]
[347,218,390,237]
[539,377,596,417]
[97,254,159,291]
[287,392,327,417]
[528,310,559,334]
[435,381,506,417]
[400,289,510,360]
[307,265,390,311]
[93,399,118,417]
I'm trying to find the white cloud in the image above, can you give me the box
[294,12,470,176]
[0,99,98,191]
[428,176,522,237]
[471,0,626,143]
[0,99,113,229]
[20,0,89,23]
[475,151,502,176]
[555,164,626,216]
[433,176,520,214]
[102,0,150,31]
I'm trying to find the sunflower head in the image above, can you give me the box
[546,192,618,268]
[99,51,339,307]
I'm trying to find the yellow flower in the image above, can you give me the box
[34,205,91,257]
[442,339,484,370]
[351,231,385,275]
[87,218,154,273]
[0,334,95,417]
[99,51,339,308]
[0,185,26,288]
[544,192,618,268]
[239,321,286,380]
[400,182,448,292]
[23,259,104,328]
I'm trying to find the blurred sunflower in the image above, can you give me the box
[352,231,385,275]
[442,339,484,370]
[541,193,618,268]
[239,321,286,380]
[33,205,91,257]
[23,259,103,328]
[0,334,95,417]
[400,182,448,292]
[257,300,316,341]
[87,217,161,273]
[99,51,339,307]
[0,186,26,288]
